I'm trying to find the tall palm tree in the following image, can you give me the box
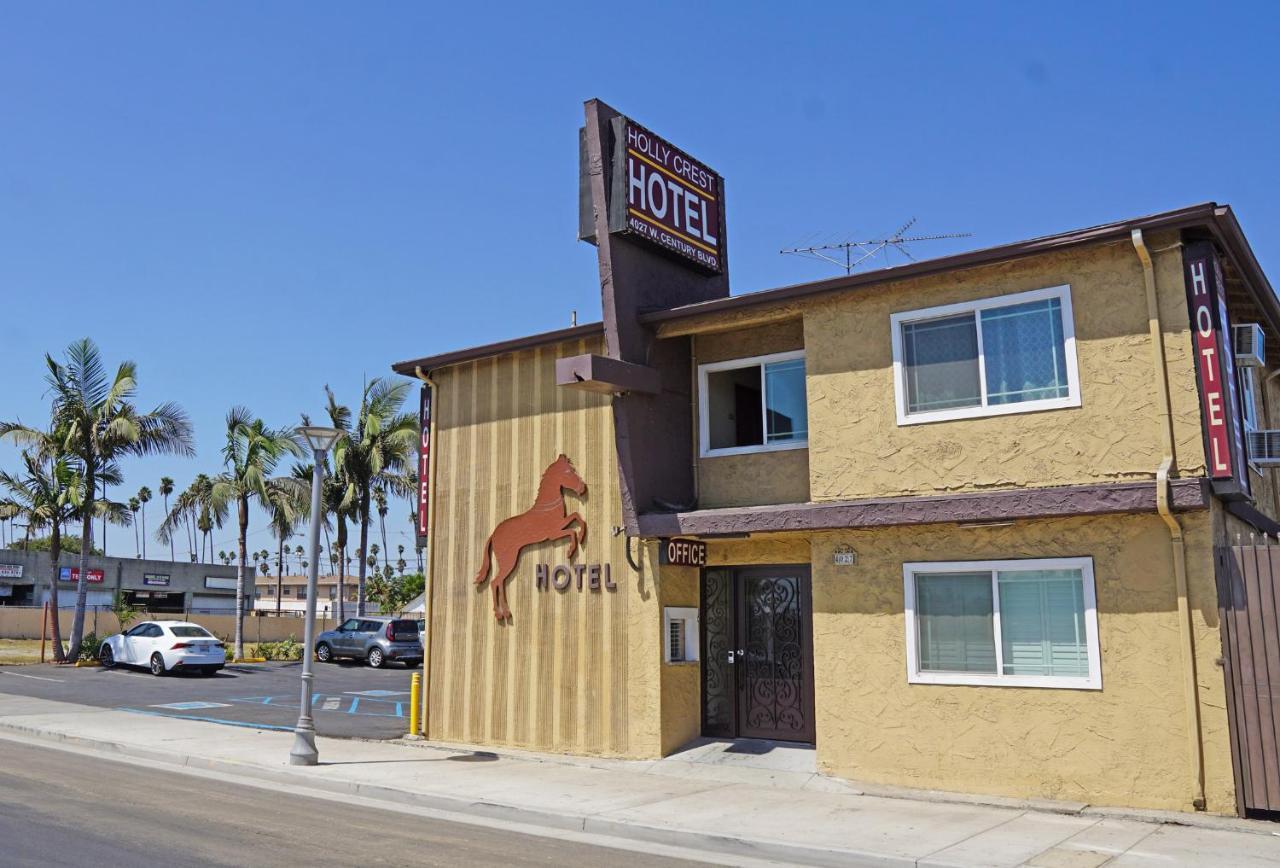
[374,486,390,571]
[136,486,151,558]
[210,407,302,660]
[269,471,309,616]
[2,339,193,659]
[129,497,141,556]
[159,476,175,561]
[0,447,81,661]
[327,379,416,616]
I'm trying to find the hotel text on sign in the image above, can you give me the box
[622,120,723,273]
[417,385,432,546]
[1183,241,1245,484]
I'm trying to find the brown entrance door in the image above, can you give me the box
[701,565,815,743]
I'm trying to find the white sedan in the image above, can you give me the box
[99,621,226,677]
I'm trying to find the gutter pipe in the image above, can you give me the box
[1132,228,1207,811]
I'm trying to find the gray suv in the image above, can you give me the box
[315,617,422,669]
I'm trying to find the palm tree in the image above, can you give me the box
[2,339,193,659]
[129,497,141,556]
[159,476,175,560]
[327,379,416,616]
[136,486,151,558]
[209,407,302,660]
[267,475,306,616]
[374,486,390,571]
[0,446,82,661]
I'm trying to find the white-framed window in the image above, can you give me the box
[890,285,1081,425]
[903,557,1101,690]
[663,606,700,663]
[698,350,808,457]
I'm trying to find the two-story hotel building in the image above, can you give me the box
[393,110,1280,817]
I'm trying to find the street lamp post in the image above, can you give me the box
[290,425,342,767]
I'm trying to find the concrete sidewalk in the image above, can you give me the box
[0,692,1277,867]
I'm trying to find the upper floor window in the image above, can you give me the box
[699,350,808,457]
[890,285,1081,425]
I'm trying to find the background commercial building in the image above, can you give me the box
[0,548,246,613]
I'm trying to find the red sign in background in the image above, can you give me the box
[622,120,723,273]
[59,567,105,583]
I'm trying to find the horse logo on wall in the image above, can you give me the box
[473,454,587,620]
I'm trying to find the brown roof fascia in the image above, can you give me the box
[391,321,604,376]
[638,202,1224,328]
[636,478,1209,537]
[1207,205,1280,337]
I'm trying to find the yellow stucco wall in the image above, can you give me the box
[425,337,665,758]
[756,512,1230,812]
[655,553,702,754]
[694,320,811,508]
[665,234,1206,505]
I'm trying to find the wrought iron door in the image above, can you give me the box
[701,565,814,743]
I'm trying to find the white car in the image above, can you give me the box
[99,621,226,677]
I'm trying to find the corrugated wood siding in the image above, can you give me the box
[426,337,652,756]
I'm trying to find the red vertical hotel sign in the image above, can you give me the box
[417,385,431,545]
[1184,242,1237,480]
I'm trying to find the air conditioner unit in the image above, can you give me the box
[1247,430,1280,467]
[1234,323,1265,368]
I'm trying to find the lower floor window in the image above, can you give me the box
[903,557,1100,689]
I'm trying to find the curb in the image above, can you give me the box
[230,658,268,664]
[73,661,102,668]
[0,719,909,867]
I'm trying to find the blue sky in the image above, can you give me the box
[2,2,1278,562]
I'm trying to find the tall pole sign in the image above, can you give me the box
[1184,240,1248,497]
[417,384,432,546]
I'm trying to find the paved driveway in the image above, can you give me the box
[0,660,415,739]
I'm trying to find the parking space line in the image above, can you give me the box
[0,670,64,683]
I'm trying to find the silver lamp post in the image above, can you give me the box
[290,425,343,766]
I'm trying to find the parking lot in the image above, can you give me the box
[0,659,416,739]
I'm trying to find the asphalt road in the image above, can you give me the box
[0,660,414,738]
[0,739,701,867]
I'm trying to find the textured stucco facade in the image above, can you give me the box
[414,227,1268,813]
[424,336,665,758]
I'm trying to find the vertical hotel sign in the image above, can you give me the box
[417,384,432,546]
[617,120,724,273]
[1184,240,1248,495]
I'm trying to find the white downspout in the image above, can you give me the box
[1132,228,1207,811]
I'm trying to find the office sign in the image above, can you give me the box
[143,573,171,587]
[0,564,23,580]
[59,567,105,583]
[659,538,708,567]
[417,384,432,546]
[1184,241,1248,494]
[619,120,723,273]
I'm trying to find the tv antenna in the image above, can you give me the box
[781,218,973,275]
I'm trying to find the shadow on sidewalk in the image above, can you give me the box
[319,750,500,767]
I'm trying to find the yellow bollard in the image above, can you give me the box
[409,672,422,736]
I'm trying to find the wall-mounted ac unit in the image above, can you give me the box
[1247,430,1280,467]
[1234,323,1265,368]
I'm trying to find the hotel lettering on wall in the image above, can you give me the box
[417,384,432,546]
[1184,240,1249,496]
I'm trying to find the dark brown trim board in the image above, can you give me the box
[637,478,1210,537]
[391,322,604,376]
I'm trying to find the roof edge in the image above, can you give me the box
[639,202,1221,326]
[391,321,604,376]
